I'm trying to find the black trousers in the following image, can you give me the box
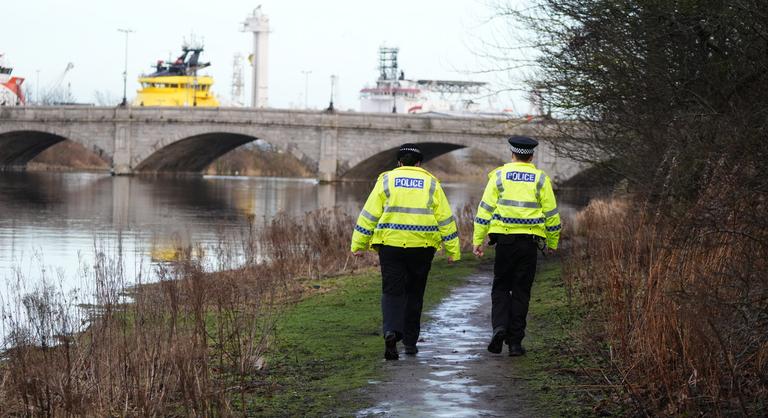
[492,236,538,344]
[378,245,436,346]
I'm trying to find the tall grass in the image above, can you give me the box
[0,204,476,415]
[0,208,369,416]
[566,174,768,415]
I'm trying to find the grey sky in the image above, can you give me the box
[6,0,531,111]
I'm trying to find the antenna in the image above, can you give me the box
[231,53,244,106]
[378,46,399,81]
[183,33,204,50]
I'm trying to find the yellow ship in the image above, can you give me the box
[134,44,219,107]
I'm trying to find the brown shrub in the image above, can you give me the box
[565,173,768,415]
[0,208,369,416]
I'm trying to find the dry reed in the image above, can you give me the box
[0,208,368,416]
[565,168,768,415]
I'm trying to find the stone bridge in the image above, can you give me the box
[0,106,582,182]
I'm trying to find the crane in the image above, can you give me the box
[42,62,74,104]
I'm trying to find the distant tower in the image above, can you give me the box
[231,53,244,106]
[378,47,399,81]
[242,6,270,108]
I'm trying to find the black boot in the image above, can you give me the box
[487,329,506,354]
[508,342,526,357]
[384,332,399,360]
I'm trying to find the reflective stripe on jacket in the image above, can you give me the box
[472,162,561,249]
[351,166,461,260]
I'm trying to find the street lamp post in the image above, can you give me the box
[327,74,337,112]
[300,70,311,109]
[392,81,399,113]
[35,69,40,105]
[118,28,134,107]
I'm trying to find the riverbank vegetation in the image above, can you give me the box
[496,0,767,414]
[0,209,363,415]
[27,140,110,172]
[204,144,314,177]
[0,207,478,415]
[510,260,616,416]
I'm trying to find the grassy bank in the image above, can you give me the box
[510,259,620,417]
[244,255,481,416]
[248,254,618,417]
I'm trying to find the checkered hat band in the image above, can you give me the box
[509,145,534,155]
[400,147,421,154]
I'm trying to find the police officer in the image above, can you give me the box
[472,136,561,356]
[351,144,461,360]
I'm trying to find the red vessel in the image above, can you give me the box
[0,54,25,106]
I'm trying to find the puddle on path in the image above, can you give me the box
[356,272,535,417]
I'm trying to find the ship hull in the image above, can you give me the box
[0,77,25,106]
[134,75,218,107]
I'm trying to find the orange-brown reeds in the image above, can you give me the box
[565,167,768,415]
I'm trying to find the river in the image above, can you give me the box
[0,172,591,324]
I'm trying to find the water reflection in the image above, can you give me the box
[0,172,591,293]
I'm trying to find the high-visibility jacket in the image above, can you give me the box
[473,162,561,249]
[351,166,461,260]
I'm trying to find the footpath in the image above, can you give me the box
[356,265,541,417]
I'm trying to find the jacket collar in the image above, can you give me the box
[393,165,435,178]
[508,161,536,168]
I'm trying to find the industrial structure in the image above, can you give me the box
[230,53,245,106]
[360,46,488,114]
[241,6,270,108]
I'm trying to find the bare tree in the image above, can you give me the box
[494,0,768,204]
[93,90,120,107]
[38,86,76,105]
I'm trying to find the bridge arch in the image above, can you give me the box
[0,129,110,169]
[341,142,469,179]
[133,130,308,174]
[337,134,585,184]
[338,133,504,180]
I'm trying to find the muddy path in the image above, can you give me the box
[356,267,541,417]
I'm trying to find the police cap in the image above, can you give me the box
[397,143,423,162]
[507,136,538,155]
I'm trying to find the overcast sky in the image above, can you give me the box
[5,0,533,112]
